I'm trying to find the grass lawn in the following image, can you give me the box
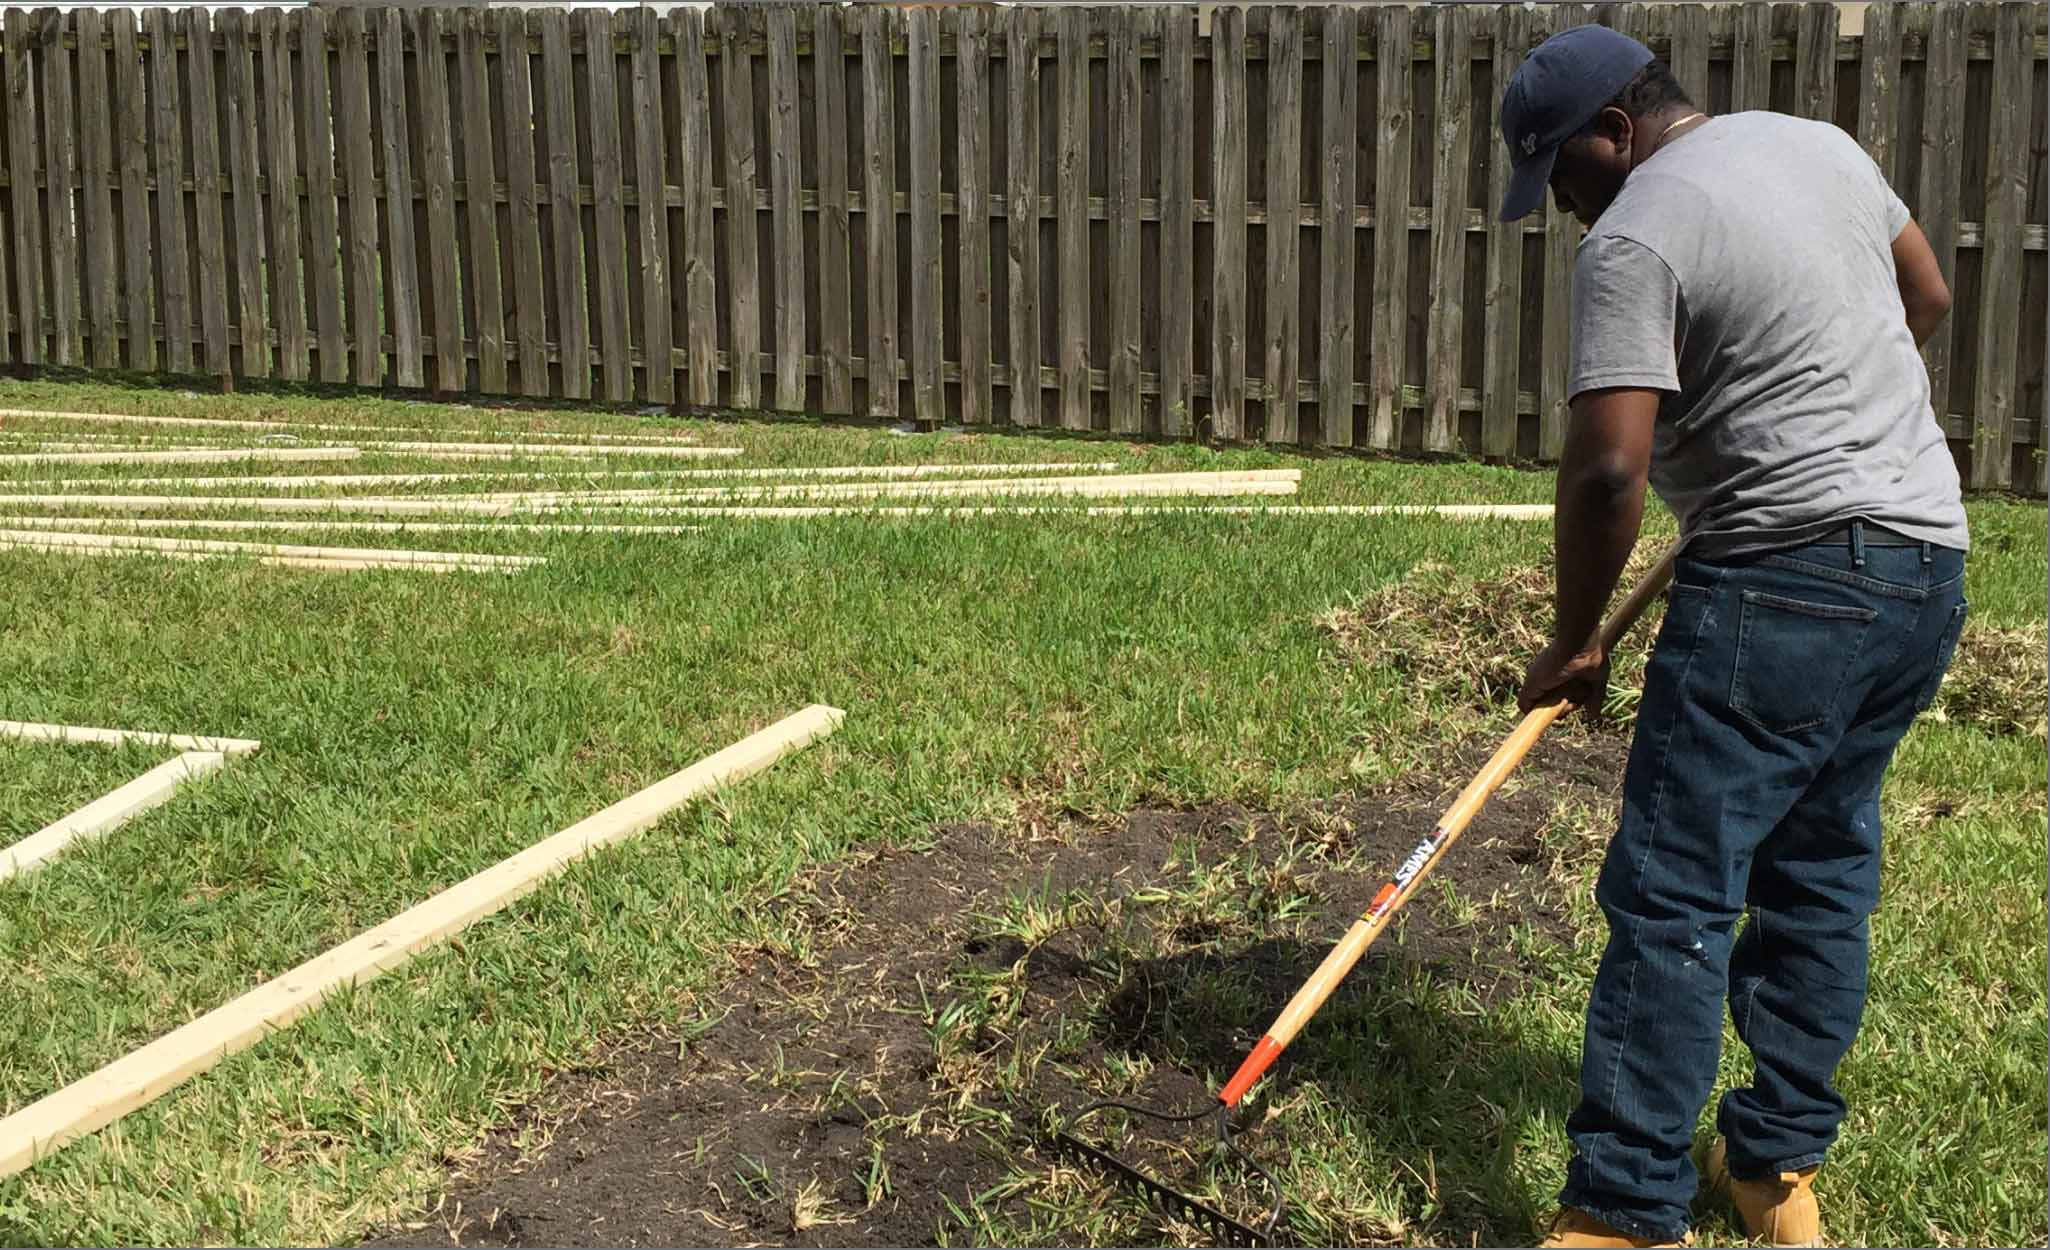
[0,379,2040,1247]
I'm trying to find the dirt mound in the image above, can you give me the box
[362,736,1624,1249]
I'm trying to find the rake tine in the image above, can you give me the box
[1052,1099,1281,1247]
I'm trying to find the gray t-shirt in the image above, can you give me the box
[1569,111,1968,557]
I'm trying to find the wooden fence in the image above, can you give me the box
[0,3,2043,489]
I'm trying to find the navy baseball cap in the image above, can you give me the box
[1498,25,1655,221]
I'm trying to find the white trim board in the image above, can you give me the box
[0,516,702,537]
[1,751,225,883]
[0,447,361,467]
[0,540,527,575]
[39,462,1126,491]
[0,703,845,1181]
[0,721,261,755]
[0,529,541,568]
[351,441,741,459]
[0,408,713,445]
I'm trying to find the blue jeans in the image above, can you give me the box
[1558,524,1968,1242]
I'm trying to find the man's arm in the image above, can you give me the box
[1517,387,1658,715]
[1891,220,1952,348]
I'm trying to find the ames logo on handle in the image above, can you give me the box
[1391,830,1447,888]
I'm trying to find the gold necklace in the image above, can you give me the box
[1653,112,1710,154]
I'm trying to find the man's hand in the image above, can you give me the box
[1519,638,1611,716]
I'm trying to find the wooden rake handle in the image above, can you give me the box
[1217,541,1681,1108]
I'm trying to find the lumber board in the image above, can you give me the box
[676,8,719,407]
[718,5,759,410]
[628,7,671,405]
[954,6,992,426]
[6,9,45,364]
[1424,4,1474,454]
[335,7,380,386]
[1261,5,1305,444]
[0,720,261,755]
[1004,6,1041,427]
[1317,4,1358,449]
[764,3,804,413]
[0,528,539,567]
[815,6,853,413]
[404,468,1294,505]
[1210,4,1248,440]
[416,7,464,395]
[1055,4,1090,430]
[0,447,362,467]
[500,7,549,397]
[184,10,228,377]
[112,9,150,370]
[906,6,944,423]
[52,462,1125,491]
[350,441,741,459]
[457,9,507,394]
[0,516,706,538]
[0,541,524,575]
[538,8,587,398]
[1366,3,1413,451]
[1157,6,1195,437]
[299,5,348,384]
[0,408,711,443]
[1106,6,1142,434]
[583,7,632,403]
[860,5,898,418]
[673,503,1556,520]
[1967,0,2028,491]
[1482,4,1529,460]
[39,9,78,366]
[76,8,117,369]
[0,751,225,883]
[0,705,842,1181]
[261,9,305,380]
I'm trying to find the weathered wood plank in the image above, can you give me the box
[1158,5,1195,438]
[1667,1,1709,108]
[954,5,992,426]
[112,9,150,370]
[676,7,718,407]
[499,7,547,397]
[1004,6,1040,427]
[1107,6,1142,434]
[1968,0,2029,491]
[1423,4,1474,454]
[1915,2,1965,424]
[538,8,586,398]
[860,5,898,417]
[417,8,464,394]
[628,6,669,405]
[1482,3,1528,460]
[1210,3,1247,440]
[719,5,759,409]
[1055,5,1089,430]
[766,3,805,413]
[74,8,116,369]
[376,9,421,386]
[146,6,191,372]
[334,7,378,385]
[180,9,224,374]
[457,7,506,394]
[215,7,260,375]
[581,7,630,402]
[1731,2,1773,113]
[39,8,77,367]
[1317,4,1357,449]
[907,6,943,423]
[7,9,46,365]
[814,5,851,414]
[298,5,346,384]
[1794,2,1837,123]
[1366,3,1412,450]
[1854,0,1899,177]
[1539,3,1586,459]
[1262,5,1304,444]
[259,9,303,380]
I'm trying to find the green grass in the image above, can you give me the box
[0,380,2040,1247]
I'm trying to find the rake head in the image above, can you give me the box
[1050,1098,1283,1248]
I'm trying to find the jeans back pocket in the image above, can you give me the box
[1730,589,1881,735]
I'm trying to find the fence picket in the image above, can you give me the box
[500,8,548,397]
[1539,2,1586,460]
[815,6,851,414]
[112,9,150,370]
[1318,4,1357,449]
[1916,2,1965,426]
[860,4,896,418]
[1004,6,1039,427]
[1107,6,1141,434]
[300,6,347,384]
[261,9,304,380]
[1056,5,1089,430]
[148,7,188,372]
[955,5,992,427]
[581,7,630,402]
[1158,5,1193,438]
[1366,3,1411,451]
[907,6,943,424]
[767,4,804,412]
[1262,5,1304,444]
[458,8,506,394]
[40,9,77,367]
[75,8,115,368]
[538,9,585,398]
[629,7,669,404]
[419,8,464,394]
[1482,3,1528,460]
[1424,4,1473,453]
[1969,0,2029,491]
[1210,3,1247,440]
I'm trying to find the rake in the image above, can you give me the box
[1052,545,1680,1246]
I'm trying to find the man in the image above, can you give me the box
[1494,25,1969,1250]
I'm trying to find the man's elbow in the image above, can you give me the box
[1564,453,1647,507]
[1903,281,1952,343]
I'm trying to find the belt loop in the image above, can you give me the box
[1849,519,1866,568]
[1921,540,1932,566]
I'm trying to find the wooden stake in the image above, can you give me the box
[0,705,843,1180]
[1,752,225,882]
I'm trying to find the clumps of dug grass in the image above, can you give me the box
[1930,623,2048,738]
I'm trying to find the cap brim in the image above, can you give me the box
[1499,145,1557,222]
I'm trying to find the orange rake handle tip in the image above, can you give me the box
[1219,1034,1284,1108]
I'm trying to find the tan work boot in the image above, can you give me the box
[1702,1137,1824,1247]
[1537,1206,1689,1248]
